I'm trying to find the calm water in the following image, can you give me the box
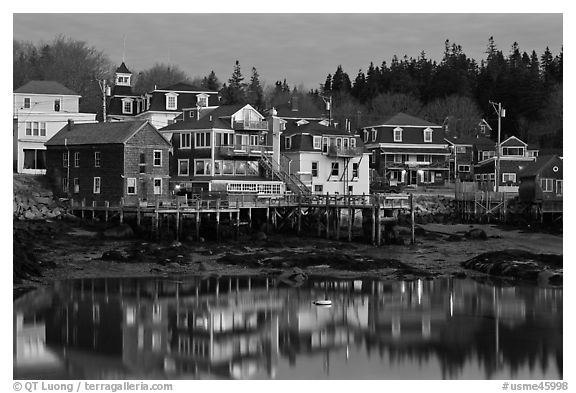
[14,275,562,380]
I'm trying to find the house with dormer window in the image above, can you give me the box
[106,62,220,129]
[13,80,96,174]
[361,113,450,187]
[159,104,287,195]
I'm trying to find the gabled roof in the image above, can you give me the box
[375,112,442,128]
[501,136,527,147]
[159,104,252,132]
[46,120,154,146]
[156,82,214,93]
[115,62,131,74]
[272,102,327,120]
[519,155,562,177]
[14,80,79,96]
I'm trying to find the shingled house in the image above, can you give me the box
[45,120,171,205]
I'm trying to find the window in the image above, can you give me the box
[540,178,553,192]
[250,135,259,147]
[348,186,354,194]
[195,132,211,147]
[423,128,433,142]
[313,136,322,150]
[40,122,46,137]
[153,150,162,166]
[475,174,482,182]
[122,100,132,114]
[456,146,466,154]
[363,130,369,143]
[285,136,292,149]
[556,180,563,195]
[322,137,329,153]
[180,133,191,149]
[23,149,46,170]
[311,162,319,177]
[343,138,349,149]
[178,159,189,176]
[197,94,208,107]
[127,178,137,195]
[74,152,80,167]
[223,161,234,175]
[25,122,32,136]
[63,152,69,167]
[93,177,101,194]
[502,147,525,156]
[350,138,356,148]
[371,128,377,142]
[502,173,516,183]
[371,152,376,164]
[393,127,403,142]
[314,185,323,193]
[139,153,146,173]
[62,177,69,193]
[458,165,470,172]
[54,99,61,112]
[336,138,342,148]
[153,179,162,195]
[352,163,359,178]
[195,160,212,176]
[331,162,339,176]
[481,151,495,160]
[73,178,79,194]
[24,97,30,109]
[166,93,178,110]
[33,122,39,136]
[94,152,101,167]
[393,154,402,163]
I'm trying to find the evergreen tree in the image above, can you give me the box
[246,67,264,110]
[201,70,220,90]
[323,73,332,93]
[223,60,247,104]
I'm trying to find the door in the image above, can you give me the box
[409,170,418,185]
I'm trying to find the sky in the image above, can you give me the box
[12,13,563,91]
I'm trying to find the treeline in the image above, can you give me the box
[13,36,562,148]
[317,38,562,148]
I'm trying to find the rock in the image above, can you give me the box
[253,231,267,241]
[170,241,182,248]
[465,228,487,240]
[102,250,131,261]
[103,224,134,239]
[167,262,181,269]
[446,234,462,242]
[35,197,53,205]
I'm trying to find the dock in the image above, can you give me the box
[69,192,415,245]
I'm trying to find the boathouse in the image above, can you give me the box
[45,120,171,205]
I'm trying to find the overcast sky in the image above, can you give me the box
[13,13,563,90]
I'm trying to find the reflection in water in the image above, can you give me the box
[13,276,562,380]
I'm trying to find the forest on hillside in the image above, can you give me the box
[13,35,562,149]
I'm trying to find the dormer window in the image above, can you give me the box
[423,127,433,143]
[318,120,330,126]
[313,136,322,150]
[371,128,377,142]
[296,119,309,126]
[393,127,403,142]
[121,98,133,114]
[363,129,369,143]
[165,93,178,110]
[285,136,292,149]
[196,94,209,108]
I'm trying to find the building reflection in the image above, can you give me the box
[14,275,563,380]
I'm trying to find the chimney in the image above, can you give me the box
[67,119,74,130]
[291,96,299,112]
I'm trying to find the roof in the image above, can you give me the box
[284,122,352,137]
[501,136,527,147]
[46,120,151,146]
[379,147,450,155]
[111,85,135,97]
[157,82,214,92]
[14,80,79,96]
[446,135,495,147]
[115,62,131,74]
[375,112,441,128]
[272,102,327,119]
[519,155,562,177]
[159,104,248,131]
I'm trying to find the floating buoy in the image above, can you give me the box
[313,299,332,306]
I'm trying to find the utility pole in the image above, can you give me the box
[320,95,332,127]
[98,79,109,122]
[489,101,505,192]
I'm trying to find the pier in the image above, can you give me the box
[69,192,415,245]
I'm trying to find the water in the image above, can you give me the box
[14,276,562,380]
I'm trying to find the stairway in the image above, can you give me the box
[259,153,311,195]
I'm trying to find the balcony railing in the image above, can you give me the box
[233,120,269,130]
[326,145,364,157]
[218,144,272,157]
[385,161,449,169]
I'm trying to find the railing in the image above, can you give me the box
[327,145,364,157]
[258,152,311,196]
[233,120,269,130]
[218,144,272,157]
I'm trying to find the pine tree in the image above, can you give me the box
[202,70,220,90]
[323,74,332,93]
[224,60,246,104]
[247,66,264,110]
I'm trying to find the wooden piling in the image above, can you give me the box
[248,208,252,230]
[154,209,159,240]
[348,208,353,242]
[104,201,109,222]
[176,205,181,241]
[410,193,415,245]
[119,198,124,224]
[216,211,220,242]
[325,193,330,239]
[297,204,302,236]
[92,201,96,220]
[376,195,382,246]
[336,207,341,241]
[236,211,240,239]
[137,201,141,227]
[81,198,85,219]
[266,208,270,234]
[195,212,201,241]
[371,198,376,245]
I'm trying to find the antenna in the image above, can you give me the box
[122,34,127,63]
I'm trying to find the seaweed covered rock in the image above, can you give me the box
[461,249,562,284]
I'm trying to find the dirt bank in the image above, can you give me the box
[13,215,563,298]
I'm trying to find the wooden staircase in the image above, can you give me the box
[259,153,311,195]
